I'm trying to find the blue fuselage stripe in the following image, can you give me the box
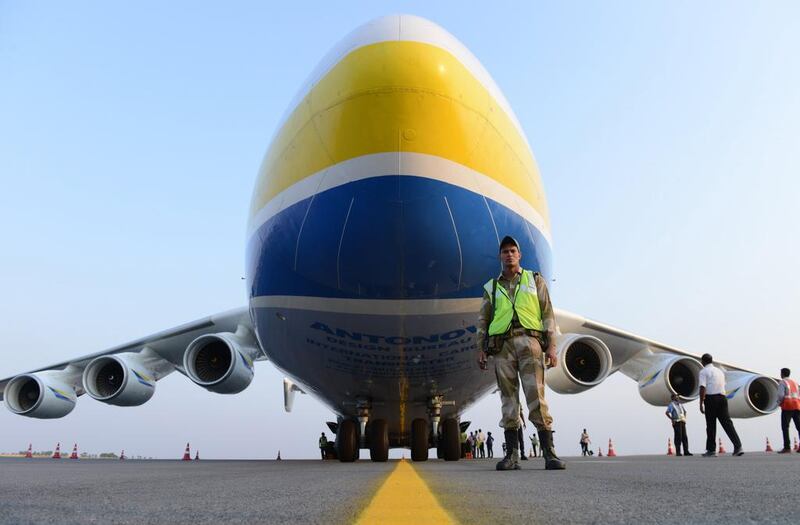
[246,175,552,300]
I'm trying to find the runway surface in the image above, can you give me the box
[1,453,798,524]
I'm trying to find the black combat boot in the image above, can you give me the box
[538,430,566,470]
[496,429,521,471]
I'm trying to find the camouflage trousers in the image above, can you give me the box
[493,332,553,432]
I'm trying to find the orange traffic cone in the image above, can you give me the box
[182,443,191,461]
[667,438,674,456]
[194,451,200,461]
[120,450,126,460]
[52,443,61,459]
[718,438,726,454]
[597,448,603,457]
[70,444,78,460]
[607,439,617,457]
[765,437,774,452]
[25,444,33,459]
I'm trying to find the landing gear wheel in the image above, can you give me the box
[369,419,389,462]
[442,418,461,461]
[337,420,358,462]
[411,418,429,462]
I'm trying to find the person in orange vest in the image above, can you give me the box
[777,368,800,454]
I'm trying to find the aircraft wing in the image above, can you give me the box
[0,308,262,417]
[550,308,779,418]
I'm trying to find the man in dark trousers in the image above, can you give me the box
[318,432,328,459]
[699,353,743,457]
[517,408,528,460]
[777,368,800,453]
[486,431,495,458]
[665,393,692,456]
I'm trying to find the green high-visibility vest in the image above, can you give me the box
[484,270,544,335]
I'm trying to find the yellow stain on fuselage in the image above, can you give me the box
[249,40,548,229]
[355,459,457,524]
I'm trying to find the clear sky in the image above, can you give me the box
[1,1,798,459]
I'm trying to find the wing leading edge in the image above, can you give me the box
[0,308,263,417]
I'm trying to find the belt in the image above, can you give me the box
[508,327,543,338]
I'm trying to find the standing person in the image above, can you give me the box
[517,409,528,460]
[665,393,692,456]
[477,235,566,471]
[460,428,468,458]
[699,353,743,457]
[529,433,539,457]
[477,429,486,459]
[579,429,590,456]
[486,431,495,458]
[777,368,800,453]
[319,432,328,460]
[468,432,476,458]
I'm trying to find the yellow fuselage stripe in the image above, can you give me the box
[249,40,548,229]
[355,459,457,524]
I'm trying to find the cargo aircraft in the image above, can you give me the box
[0,15,779,462]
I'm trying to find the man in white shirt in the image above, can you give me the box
[698,353,743,457]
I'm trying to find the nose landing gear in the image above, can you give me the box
[427,396,459,461]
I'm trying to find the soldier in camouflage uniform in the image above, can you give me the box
[477,236,566,471]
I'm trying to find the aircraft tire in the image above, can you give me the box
[442,418,460,461]
[411,418,429,462]
[369,419,389,462]
[337,419,358,462]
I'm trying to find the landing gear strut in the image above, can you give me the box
[428,395,456,461]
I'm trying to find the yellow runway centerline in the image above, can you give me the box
[355,459,457,524]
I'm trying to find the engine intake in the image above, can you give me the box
[636,354,702,405]
[82,353,156,406]
[4,373,76,419]
[184,332,255,394]
[546,334,613,394]
[724,372,779,418]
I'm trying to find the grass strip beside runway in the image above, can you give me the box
[355,459,457,524]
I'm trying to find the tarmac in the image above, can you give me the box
[0,453,797,524]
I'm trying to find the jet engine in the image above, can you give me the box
[546,334,613,394]
[724,372,779,418]
[632,354,702,405]
[3,373,76,419]
[82,353,156,406]
[183,332,256,394]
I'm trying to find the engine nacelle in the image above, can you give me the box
[82,353,156,406]
[724,372,779,418]
[3,373,77,419]
[546,334,613,394]
[635,354,702,405]
[184,332,255,394]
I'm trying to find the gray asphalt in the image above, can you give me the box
[0,453,798,524]
[0,458,392,524]
[420,453,800,524]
